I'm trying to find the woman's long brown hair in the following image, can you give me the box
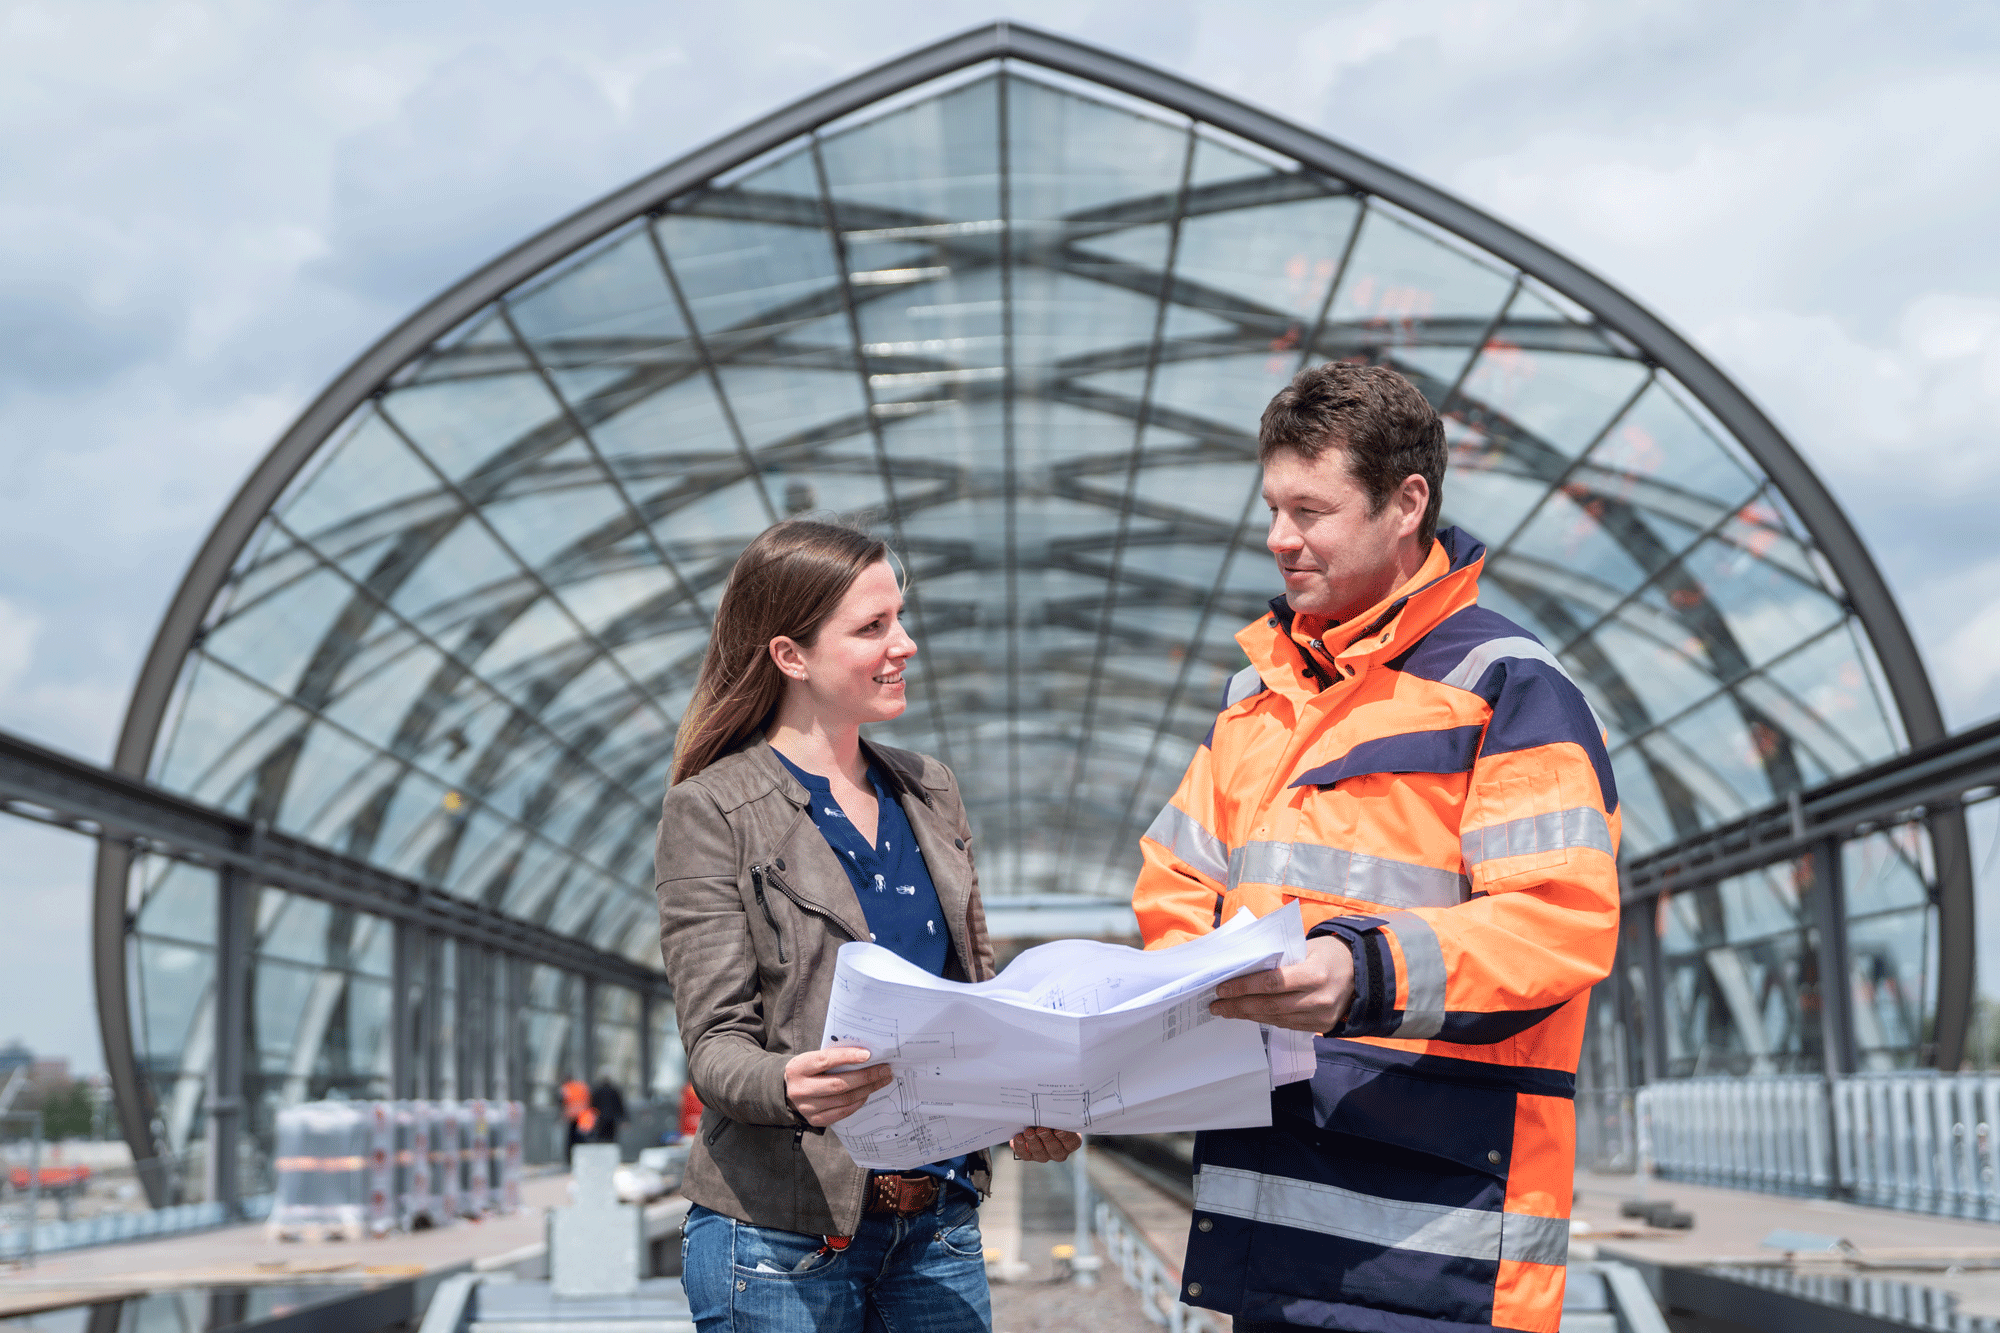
[670,519,888,784]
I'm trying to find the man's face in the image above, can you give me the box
[1263,446,1425,622]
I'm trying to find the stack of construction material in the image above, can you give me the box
[269,1099,523,1241]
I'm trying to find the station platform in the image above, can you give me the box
[0,1171,661,1329]
[36,1147,1988,1333]
[1577,1168,2000,1330]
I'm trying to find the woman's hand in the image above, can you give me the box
[785,1046,892,1126]
[1010,1126,1082,1162]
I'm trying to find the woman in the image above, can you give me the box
[656,519,1078,1333]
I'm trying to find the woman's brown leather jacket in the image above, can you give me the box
[654,736,994,1237]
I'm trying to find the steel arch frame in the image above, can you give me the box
[98,20,1969,1172]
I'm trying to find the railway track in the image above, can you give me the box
[1092,1134,1194,1207]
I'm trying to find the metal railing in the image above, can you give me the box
[0,1193,274,1261]
[1637,1071,2000,1219]
[1093,1194,1223,1333]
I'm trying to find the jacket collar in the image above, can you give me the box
[694,733,937,812]
[1241,527,1486,700]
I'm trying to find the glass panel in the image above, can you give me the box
[1652,691,1780,811]
[1323,211,1513,347]
[276,723,384,843]
[1847,915,1929,1070]
[1503,487,1657,603]
[482,480,633,572]
[1659,862,1817,1076]
[1762,621,1897,768]
[135,932,214,1100]
[1639,531,1846,677]
[382,371,567,483]
[822,74,1001,224]
[203,563,362,701]
[1006,75,1189,221]
[137,860,218,945]
[509,224,690,378]
[657,210,844,344]
[386,512,523,628]
[281,410,443,542]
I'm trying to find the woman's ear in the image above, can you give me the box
[769,635,810,682]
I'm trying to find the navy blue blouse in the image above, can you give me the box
[773,750,954,976]
[772,747,971,1189]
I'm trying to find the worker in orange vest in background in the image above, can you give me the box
[560,1076,597,1166]
[677,1080,703,1141]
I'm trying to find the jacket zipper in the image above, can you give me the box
[759,862,861,946]
[1291,635,1333,690]
[749,865,788,964]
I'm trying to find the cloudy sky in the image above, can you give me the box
[2,1,1997,1071]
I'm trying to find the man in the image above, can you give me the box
[560,1074,596,1166]
[589,1066,628,1145]
[1132,362,1620,1333]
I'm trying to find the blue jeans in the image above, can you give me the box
[681,1195,989,1333]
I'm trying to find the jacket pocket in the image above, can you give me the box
[1465,771,1571,884]
[1288,1044,1520,1182]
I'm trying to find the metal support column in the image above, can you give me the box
[454,940,474,1100]
[582,977,599,1082]
[1930,805,1976,1069]
[638,992,655,1103]
[479,948,498,1099]
[1806,832,1856,1199]
[422,931,443,1100]
[208,863,252,1216]
[1636,899,1669,1084]
[1807,836,1859,1076]
[505,956,526,1103]
[390,920,414,1100]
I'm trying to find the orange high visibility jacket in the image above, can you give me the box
[1135,528,1620,1333]
[561,1079,597,1135]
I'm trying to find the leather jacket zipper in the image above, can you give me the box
[750,865,788,964]
[759,862,859,944]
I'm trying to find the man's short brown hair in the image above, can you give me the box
[1258,361,1447,546]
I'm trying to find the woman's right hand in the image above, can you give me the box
[784,1046,892,1126]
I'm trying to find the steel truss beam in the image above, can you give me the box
[1622,714,2000,902]
[1,727,665,987]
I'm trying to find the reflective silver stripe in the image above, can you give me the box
[1228,841,1469,911]
[1195,1163,1500,1260]
[1438,635,1568,694]
[1381,909,1447,1039]
[1502,1211,1571,1266]
[1143,803,1229,883]
[1437,635,1606,735]
[1461,806,1613,867]
[1194,1165,1571,1267]
[1224,664,1266,708]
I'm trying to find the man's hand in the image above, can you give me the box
[785,1047,891,1126]
[1209,934,1355,1033]
[1010,1126,1082,1162]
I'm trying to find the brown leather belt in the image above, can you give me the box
[864,1171,939,1216]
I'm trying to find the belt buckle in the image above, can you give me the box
[873,1172,938,1216]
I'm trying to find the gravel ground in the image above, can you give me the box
[988,1159,1198,1333]
[990,1227,1161,1333]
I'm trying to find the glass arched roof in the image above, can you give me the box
[122,28,1928,987]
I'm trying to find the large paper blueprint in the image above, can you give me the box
[822,902,1313,1170]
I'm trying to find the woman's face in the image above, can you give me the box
[776,560,917,728]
